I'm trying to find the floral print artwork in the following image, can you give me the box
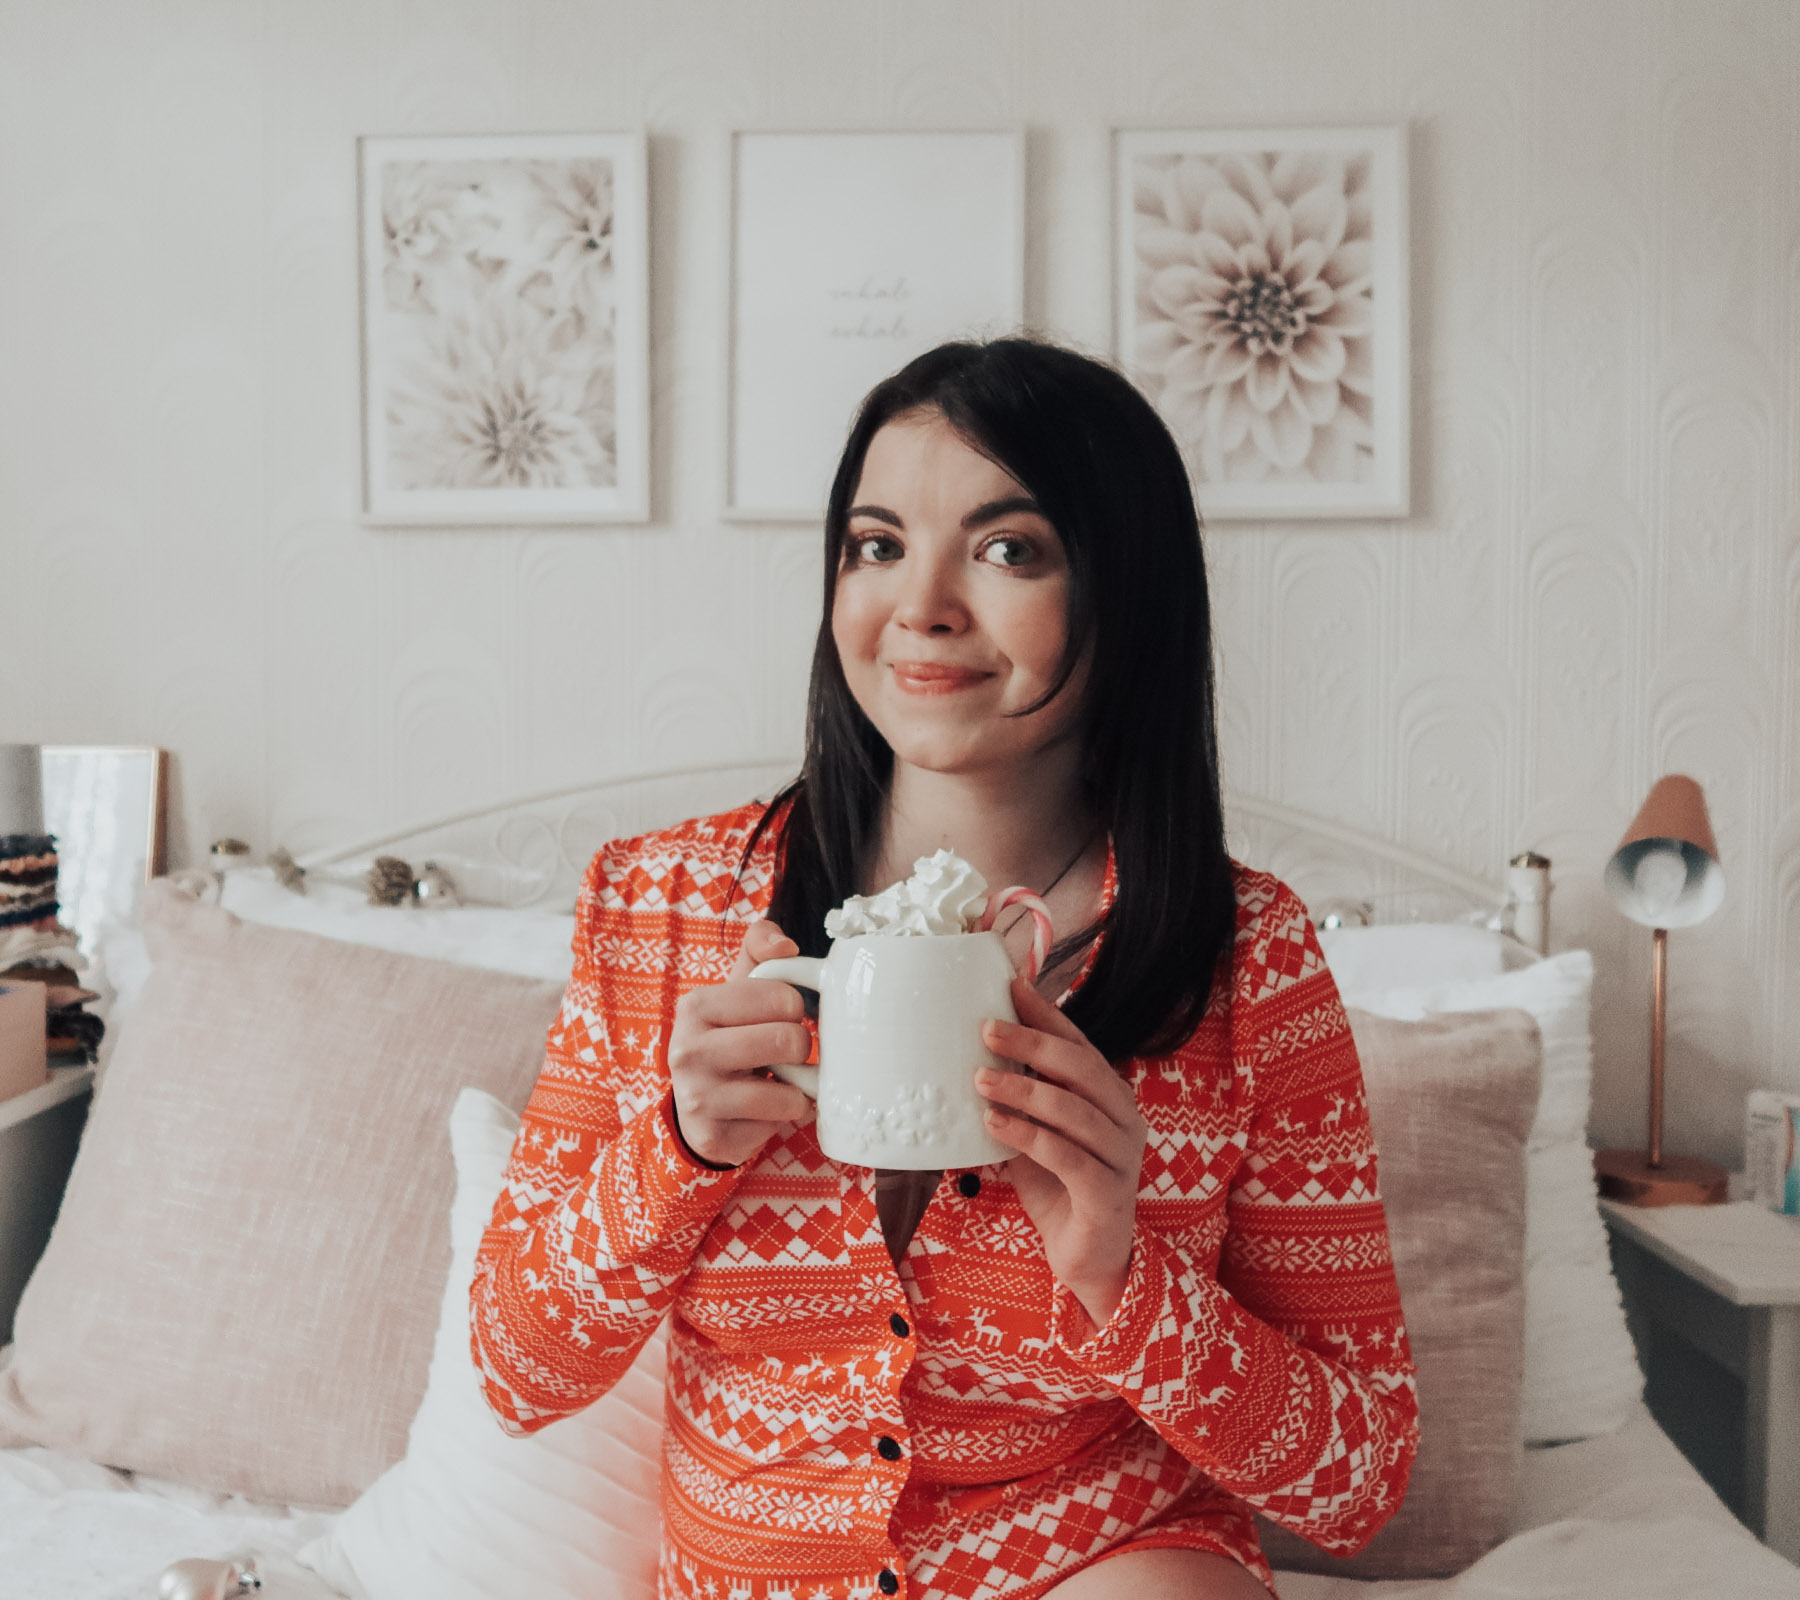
[1131,148,1376,489]
[378,157,618,492]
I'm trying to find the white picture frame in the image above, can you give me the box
[1114,125,1409,521]
[358,132,650,525]
[726,130,1025,522]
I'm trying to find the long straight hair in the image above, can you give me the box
[742,337,1235,1062]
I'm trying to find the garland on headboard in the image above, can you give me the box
[266,844,463,909]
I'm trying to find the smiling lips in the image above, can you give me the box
[890,661,994,695]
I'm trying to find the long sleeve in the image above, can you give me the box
[469,842,748,1436]
[1050,879,1419,1555]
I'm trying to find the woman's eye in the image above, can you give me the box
[978,537,1036,569]
[845,533,902,566]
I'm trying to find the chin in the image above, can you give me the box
[877,725,1001,776]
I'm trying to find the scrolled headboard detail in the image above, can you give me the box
[293,760,1524,931]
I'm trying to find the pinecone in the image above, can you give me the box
[365,855,417,906]
[268,847,307,895]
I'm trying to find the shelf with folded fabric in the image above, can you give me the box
[0,964,104,1067]
[1,829,106,1080]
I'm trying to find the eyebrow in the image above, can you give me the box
[844,495,1046,531]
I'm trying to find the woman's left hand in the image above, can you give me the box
[977,977,1147,1334]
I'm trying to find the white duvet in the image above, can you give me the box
[1286,1404,1800,1599]
[4,1407,1795,1600]
[0,1445,340,1600]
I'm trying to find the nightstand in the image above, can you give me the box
[1601,1198,1800,1563]
[0,1065,93,1345]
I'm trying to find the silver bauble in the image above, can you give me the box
[157,1556,261,1600]
[414,860,462,909]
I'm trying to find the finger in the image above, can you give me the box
[730,918,798,980]
[680,1077,814,1125]
[982,1103,1116,1192]
[982,1019,1140,1127]
[686,976,807,1027]
[1008,976,1088,1044]
[976,1066,1131,1170]
[671,1019,813,1078]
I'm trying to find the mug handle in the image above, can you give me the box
[748,957,824,1098]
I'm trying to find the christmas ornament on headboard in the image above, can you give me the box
[366,855,418,906]
[156,1556,261,1600]
[364,855,463,908]
[267,846,464,909]
[267,847,308,895]
[414,860,461,907]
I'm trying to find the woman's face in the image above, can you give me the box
[831,409,1086,781]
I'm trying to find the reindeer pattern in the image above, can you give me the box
[471,803,1419,1600]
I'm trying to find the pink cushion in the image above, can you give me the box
[1262,1006,1541,1580]
[0,880,564,1507]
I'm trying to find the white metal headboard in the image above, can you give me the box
[294,759,1510,926]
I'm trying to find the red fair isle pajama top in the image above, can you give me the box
[471,803,1419,1599]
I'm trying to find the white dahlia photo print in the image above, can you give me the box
[360,133,649,524]
[1116,127,1408,519]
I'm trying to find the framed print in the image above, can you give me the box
[727,131,1024,521]
[359,132,649,525]
[1115,125,1409,520]
[40,746,167,953]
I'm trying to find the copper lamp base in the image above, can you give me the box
[1594,1148,1728,1207]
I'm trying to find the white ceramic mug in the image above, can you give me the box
[750,932,1020,1169]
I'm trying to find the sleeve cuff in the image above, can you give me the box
[660,1091,741,1172]
[569,1090,748,1268]
[1051,1228,1164,1369]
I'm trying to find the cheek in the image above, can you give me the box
[996,588,1071,682]
[830,579,880,666]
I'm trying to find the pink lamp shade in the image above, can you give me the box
[1602,774,1724,930]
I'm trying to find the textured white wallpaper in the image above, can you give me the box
[1,0,1795,1167]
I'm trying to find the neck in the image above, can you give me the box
[870,743,1097,897]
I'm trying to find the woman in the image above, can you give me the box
[471,338,1418,1599]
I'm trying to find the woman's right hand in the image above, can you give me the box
[666,919,816,1168]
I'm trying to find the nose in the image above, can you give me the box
[891,546,967,636]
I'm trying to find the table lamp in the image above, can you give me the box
[1593,774,1729,1206]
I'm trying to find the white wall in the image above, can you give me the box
[2,0,1795,1167]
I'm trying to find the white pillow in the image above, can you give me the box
[1340,950,1645,1444]
[88,873,576,1072]
[297,1088,666,1600]
[1317,921,1534,996]
[220,870,577,982]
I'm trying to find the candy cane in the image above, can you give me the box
[980,887,1055,984]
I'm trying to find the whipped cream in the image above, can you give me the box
[824,849,989,939]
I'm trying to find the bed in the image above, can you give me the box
[0,762,1794,1600]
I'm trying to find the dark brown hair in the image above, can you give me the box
[742,336,1234,1061]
